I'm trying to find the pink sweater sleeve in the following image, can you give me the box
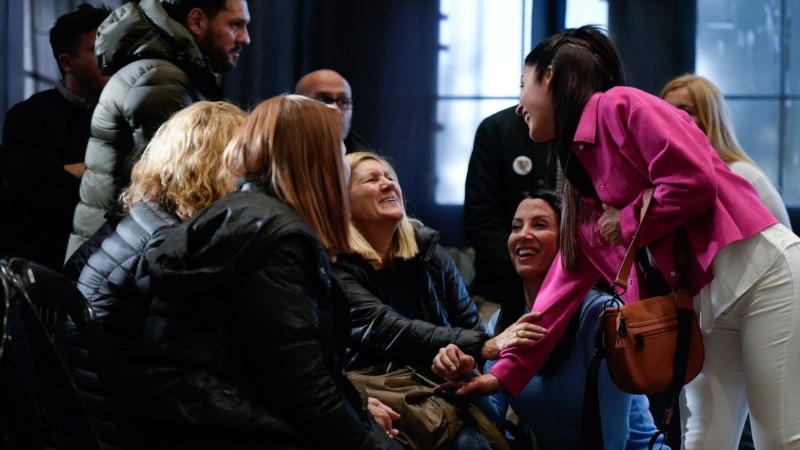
[488,251,599,396]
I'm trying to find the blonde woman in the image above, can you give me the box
[65,100,244,448]
[139,96,400,449]
[661,74,791,229]
[335,152,543,374]
[334,151,544,449]
[75,100,244,354]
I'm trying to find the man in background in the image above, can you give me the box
[0,3,111,270]
[66,0,251,257]
[463,105,560,306]
[295,69,372,153]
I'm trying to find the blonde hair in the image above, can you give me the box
[660,74,754,165]
[120,101,245,221]
[345,152,419,266]
[223,94,352,257]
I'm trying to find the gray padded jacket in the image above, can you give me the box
[66,0,221,258]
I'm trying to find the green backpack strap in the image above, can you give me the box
[462,401,513,450]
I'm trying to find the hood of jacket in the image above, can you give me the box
[96,0,218,93]
[146,183,325,298]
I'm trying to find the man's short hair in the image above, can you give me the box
[161,0,230,24]
[49,3,110,61]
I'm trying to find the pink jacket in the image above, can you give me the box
[490,86,778,396]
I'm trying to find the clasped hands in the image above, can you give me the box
[430,311,547,397]
[599,204,623,245]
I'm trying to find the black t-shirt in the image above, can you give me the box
[0,88,92,270]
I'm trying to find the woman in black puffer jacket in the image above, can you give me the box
[68,101,245,447]
[138,96,401,449]
[334,153,545,375]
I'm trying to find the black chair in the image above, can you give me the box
[0,257,145,450]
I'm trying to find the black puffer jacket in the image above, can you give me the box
[77,200,179,355]
[67,200,178,448]
[139,183,395,449]
[333,221,488,373]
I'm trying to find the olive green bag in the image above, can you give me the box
[347,364,510,450]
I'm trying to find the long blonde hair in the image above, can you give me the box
[660,74,754,165]
[223,94,352,257]
[120,101,245,221]
[345,152,418,266]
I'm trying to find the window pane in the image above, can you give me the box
[789,1,800,95]
[435,99,520,205]
[696,0,781,96]
[435,0,607,206]
[782,100,800,204]
[565,0,608,29]
[726,99,780,182]
[438,0,528,97]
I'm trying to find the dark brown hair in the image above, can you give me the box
[524,25,625,270]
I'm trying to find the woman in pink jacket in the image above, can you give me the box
[434,25,800,449]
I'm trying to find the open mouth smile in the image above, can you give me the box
[515,246,540,258]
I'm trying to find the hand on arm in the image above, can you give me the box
[480,311,546,360]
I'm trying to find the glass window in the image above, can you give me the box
[435,0,532,205]
[565,0,608,29]
[788,1,800,96]
[782,100,800,203]
[438,0,530,98]
[696,0,781,96]
[726,99,780,180]
[435,0,608,205]
[435,98,519,205]
[697,0,798,205]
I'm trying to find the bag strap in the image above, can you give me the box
[583,325,606,449]
[649,230,693,450]
[584,188,657,450]
[586,190,696,450]
[647,306,692,450]
[462,401,513,450]
[613,189,654,290]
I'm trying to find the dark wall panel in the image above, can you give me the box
[608,0,696,94]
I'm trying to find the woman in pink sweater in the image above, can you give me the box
[435,25,800,449]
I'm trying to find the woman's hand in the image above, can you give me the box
[432,346,505,397]
[433,373,503,397]
[599,204,623,245]
[367,397,400,439]
[63,162,86,179]
[480,311,547,360]
[432,344,475,381]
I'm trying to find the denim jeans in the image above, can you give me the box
[451,427,495,450]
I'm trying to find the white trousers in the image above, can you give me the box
[681,228,800,449]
